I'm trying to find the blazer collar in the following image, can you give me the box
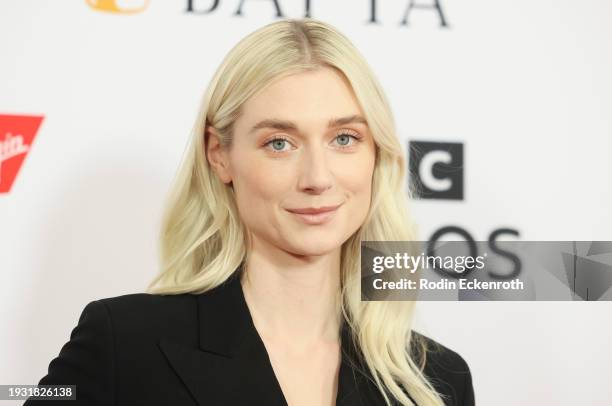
[158,262,368,406]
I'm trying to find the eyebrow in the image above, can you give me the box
[248,114,368,135]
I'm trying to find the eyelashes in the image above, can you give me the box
[263,131,363,154]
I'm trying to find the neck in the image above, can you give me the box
[240,247,343,352]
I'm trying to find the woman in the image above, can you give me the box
[26,18,474,406]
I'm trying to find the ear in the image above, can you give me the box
[205,124,233,185]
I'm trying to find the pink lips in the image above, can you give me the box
[286,203,342,225]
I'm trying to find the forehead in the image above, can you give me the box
[237,67,365,129]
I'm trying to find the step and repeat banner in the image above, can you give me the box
[2,1,611,405]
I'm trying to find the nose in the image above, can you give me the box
[297,144,334,194]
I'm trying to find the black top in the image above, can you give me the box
[25,264,475,405]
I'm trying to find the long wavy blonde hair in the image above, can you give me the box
[146,18,445,406]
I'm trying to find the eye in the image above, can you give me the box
[262,130,363,154]
[334,131,362,148]
[263,136,293,153]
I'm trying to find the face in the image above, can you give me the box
[207,67,376,258]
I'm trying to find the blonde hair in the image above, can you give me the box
[146,18,445,406]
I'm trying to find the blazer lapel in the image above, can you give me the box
[158,263,365,406]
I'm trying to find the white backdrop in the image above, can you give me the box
[1,1,611,405]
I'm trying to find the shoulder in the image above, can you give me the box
[411,330,471,374]
[95,291,195,314]
[26,292,203,404]
[411,331,475,406]
[81,291,199,340]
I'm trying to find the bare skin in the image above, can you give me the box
[207,66,376,405]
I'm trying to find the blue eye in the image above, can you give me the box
[266,137,291,152]
[263,131,362,153]
[336,133,357,147]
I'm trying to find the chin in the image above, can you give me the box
[287,238,343,257]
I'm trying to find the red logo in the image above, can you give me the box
[0,114,44,194]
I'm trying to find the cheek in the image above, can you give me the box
[352,176,373,214]
[337,153,375,197]
[344,154,375,220]
[232,158,290,216]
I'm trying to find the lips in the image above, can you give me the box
[285,204,343,215]
[285,203,343,225]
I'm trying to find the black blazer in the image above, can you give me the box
[25,266,475,406]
